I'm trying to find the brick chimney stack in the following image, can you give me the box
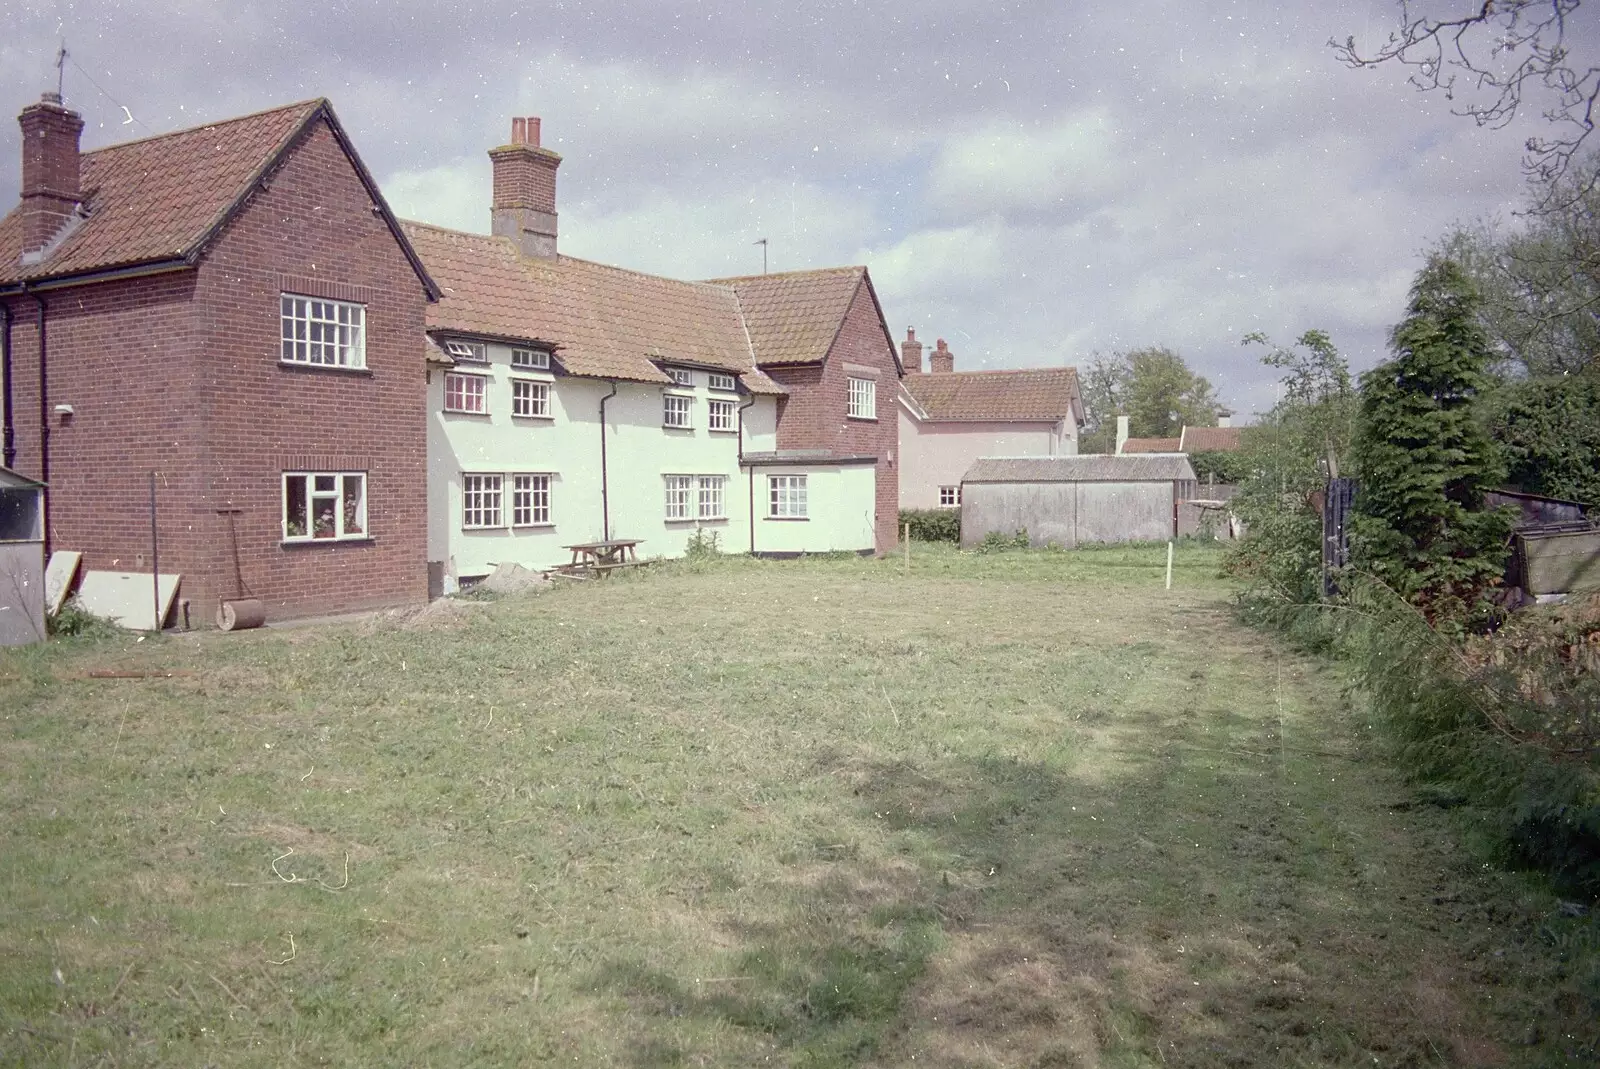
[18,92,85,260]
[929,337,954,373]
[901,327,923,374]
[490,115,561,259]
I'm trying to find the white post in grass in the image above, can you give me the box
[904,522,910,574]
[1165,540,1174,590]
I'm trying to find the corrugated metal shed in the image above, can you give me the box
[964,455,1196,484]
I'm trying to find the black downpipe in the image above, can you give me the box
[29,290,49,557]
[1,301,14,469]
[737,393,757,555]
[598,380,619,541]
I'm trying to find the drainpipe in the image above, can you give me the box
[738,393,757,555]
[1,301,14,469]
[28,288,50,556]
[598,380,618,541]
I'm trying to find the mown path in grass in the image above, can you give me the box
[0,545,1592,1067]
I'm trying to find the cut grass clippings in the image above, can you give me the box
[0,542,1594,1067]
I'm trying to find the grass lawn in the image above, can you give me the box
[1,543,1595,1067]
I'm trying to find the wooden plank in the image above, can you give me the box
[1522,531,1600,594]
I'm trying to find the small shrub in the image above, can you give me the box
[898,508,960,543]
[977,529,1031,553]
[685,528,723,560]
[47,598,119,639]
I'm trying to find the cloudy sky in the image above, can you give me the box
[2,0,1578,416]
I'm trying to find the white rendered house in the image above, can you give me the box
[401,117,899,588]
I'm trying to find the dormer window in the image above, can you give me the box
[444,340,488,363]
[511,348,550,370]
[665,367,693,387]
[708,372,736,392]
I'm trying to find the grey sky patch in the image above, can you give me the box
[3,0,1582,417]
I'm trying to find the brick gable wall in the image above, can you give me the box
[765,278,900,554]
[3,116,430,624]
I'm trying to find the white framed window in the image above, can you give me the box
[663,393,693,429]
[512,379,550,418]
[281,295,365,368]
[848,376,876,419]
[939,485,961,507]
[462,474,503,528]
[443,339,488,363]
[708,372,736,392]
[664,475,694,520]
[282,472,367,541]
[665,367,694,386]
[511,348,550,370]
[444,372,488,414]
[708,398,736,432]
[769,474,808,518]
[698,476,726,519]
[512,474,551,526]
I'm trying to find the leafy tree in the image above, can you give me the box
[1226,331,1356,603]
[1077,351,1128,454]
[1077,346,1219,451]
[1351,258,1514,625]
[1436,154,1600,377]
[1481,374,1600,505]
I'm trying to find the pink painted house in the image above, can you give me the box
[896,330,1084,509]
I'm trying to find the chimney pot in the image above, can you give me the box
[928,337,954,374]
[490,114,561,259]
[900,326,924,374]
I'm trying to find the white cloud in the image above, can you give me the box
[928,110,1121,216]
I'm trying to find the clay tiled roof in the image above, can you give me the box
[0,98,436,295]
[402,221,784,393]
[708,267,867,367]
[1179,425,1243,452]
[965,455,1197,483]
[902,367,1081,423]
[1120,436,1182,454]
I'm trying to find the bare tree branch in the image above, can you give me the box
[1333,1,1600,210]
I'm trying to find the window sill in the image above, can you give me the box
[281,536,375,548]
[662,425,695,432]
[708,427,739,435]
[279,361,373,377]
[511,522,556,529]
[847,414,878,422]
[443,409,491,417]
[766,516,809,522]
[666,517,728,525]
[512,413,555,421]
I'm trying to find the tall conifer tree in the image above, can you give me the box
[1352,258,1513,624]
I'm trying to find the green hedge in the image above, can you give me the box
[898,508,960,542]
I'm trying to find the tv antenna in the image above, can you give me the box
[753,238,767,275]
[55,40,67,98]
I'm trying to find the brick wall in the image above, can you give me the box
[3,115,431,624]
[766,277,901,554]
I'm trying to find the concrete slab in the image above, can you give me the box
[77,570,181,631]
[44,550,81,616]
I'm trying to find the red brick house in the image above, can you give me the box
[710,268,904,554]
[0,93,439,624]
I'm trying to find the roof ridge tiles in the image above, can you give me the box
[704,265,865,284]
[80,98,326,155]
